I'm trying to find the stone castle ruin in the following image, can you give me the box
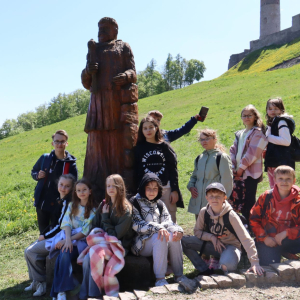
[228,0,300,69]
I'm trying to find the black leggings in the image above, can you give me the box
[36,207,56,234]
[241,177,260,222]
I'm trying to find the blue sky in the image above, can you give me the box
[1,0,300,125]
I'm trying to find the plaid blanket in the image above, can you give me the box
[77,228,125,297]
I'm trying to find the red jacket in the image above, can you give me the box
[250,186,300,242]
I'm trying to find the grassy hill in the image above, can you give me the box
[1,36,300,299]
[0,38,300,239]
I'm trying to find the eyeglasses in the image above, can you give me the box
[200,137,214,143]
[241,114,254,119]
[53,140,67,145]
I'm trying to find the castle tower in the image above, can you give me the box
[260,0,280,39]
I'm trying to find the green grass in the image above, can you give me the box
[1,37,300,298]
[224,37,300,76]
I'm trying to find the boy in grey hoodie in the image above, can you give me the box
[182,183,264,275]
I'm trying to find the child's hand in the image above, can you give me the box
[190,187,198,199]
[264,236,277,247]
[102,203,110,213]
[247,265,264,276]
[274,231,287,246]
[235,168,244,178]
[172,231,183,241]
[62,239,73,253]
[158,229,170,242]
[38,235,45,241]
[55,240,66,249]
[37,170,46,179]
[170,191,178,204]
[211,236,225,253]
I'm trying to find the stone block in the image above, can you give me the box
[117,255,155,291]
[261,266,280,284]
[239,269,262,286]
[227,273,246,287]
[149,286,168,294]
[119,291,137,300]
[270,263,296,281]
[210,274,233,288]
[195,275,218,289]
[133,290,147,299]
[285,260,300,281]
[165,283,184,293]
[102,296,119,300]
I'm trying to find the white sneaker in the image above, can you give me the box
[24,280,37,292]
[175,275,197,293]
[33,282,46,297]
[57,292,67,300]
[155,278,168,286]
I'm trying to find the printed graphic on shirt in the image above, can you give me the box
[208,218,229,238]
[142,150,166,176]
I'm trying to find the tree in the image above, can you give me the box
[163,53,174,91]
[137,59,166,99]
[17,112,37,131]
[0,119,23,139]
[185,59,206,85]
[36,103,50,128]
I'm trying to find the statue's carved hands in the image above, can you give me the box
[113,73,127,86]
[87,62,99,75]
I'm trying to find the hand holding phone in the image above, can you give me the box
[198,106,209,122]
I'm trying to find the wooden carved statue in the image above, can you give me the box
[81,17,138,199]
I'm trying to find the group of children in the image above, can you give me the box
[24,97,299,299]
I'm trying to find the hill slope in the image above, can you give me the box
[1,41,300,238]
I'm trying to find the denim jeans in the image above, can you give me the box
[79,253,101,300]
[50,247,79,298]
[182,235,241,272]
[256,238,300,265]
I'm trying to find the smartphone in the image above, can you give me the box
[198,106,209,122]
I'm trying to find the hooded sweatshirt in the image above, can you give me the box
[130,173,183,255]
[250,185,300,242]
[195,200,259,267]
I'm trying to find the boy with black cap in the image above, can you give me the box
[182,182,264,275]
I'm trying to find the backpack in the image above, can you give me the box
[272,116,300,162]
[195,152,222,170]
[291,135,300,162]
[132,198,164,221]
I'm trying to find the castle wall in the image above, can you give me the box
[228,13,300,70]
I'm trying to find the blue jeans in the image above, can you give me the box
[182,236,241,272]
[256,238,300,265]
[50,247,79,298]
[79,253,101,300]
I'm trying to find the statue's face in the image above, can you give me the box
[98,23,117,42]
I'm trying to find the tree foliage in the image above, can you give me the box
[137,54,206,99]
[0,89,90,139]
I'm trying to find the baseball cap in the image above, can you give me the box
[205,182,226,194]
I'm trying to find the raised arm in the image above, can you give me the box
[164,117,198,143]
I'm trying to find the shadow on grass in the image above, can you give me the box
[0,280,51,300]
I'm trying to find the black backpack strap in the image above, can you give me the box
[278,125,289,130]
[132,198,143,220]
[262,190,273,217]
[216,152,222,171]
[223,211,239,241]
[204,210,211,233]
[195,155,200,166]
[157,200,164,217]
